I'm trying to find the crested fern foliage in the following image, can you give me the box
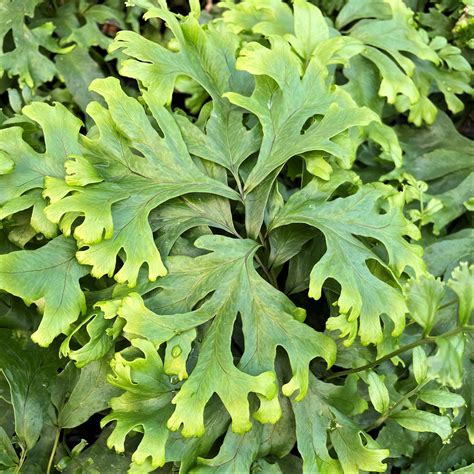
[0,0,472,472]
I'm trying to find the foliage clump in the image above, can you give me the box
[0,0,472,472]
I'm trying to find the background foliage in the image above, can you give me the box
[0,0,472,472]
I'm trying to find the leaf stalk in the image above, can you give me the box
[325,325,473,381]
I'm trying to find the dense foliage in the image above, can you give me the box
[0,0,472,472]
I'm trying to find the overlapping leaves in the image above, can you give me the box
[101,236,335,448]
[221,0,472,125]
[0,0,71,88]
[0,0,472,472]
[270,172,425,345]
[0,0,128,91]
[43,77,238,286]
[393,111,474,235]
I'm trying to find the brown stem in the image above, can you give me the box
[325,325,472,381]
